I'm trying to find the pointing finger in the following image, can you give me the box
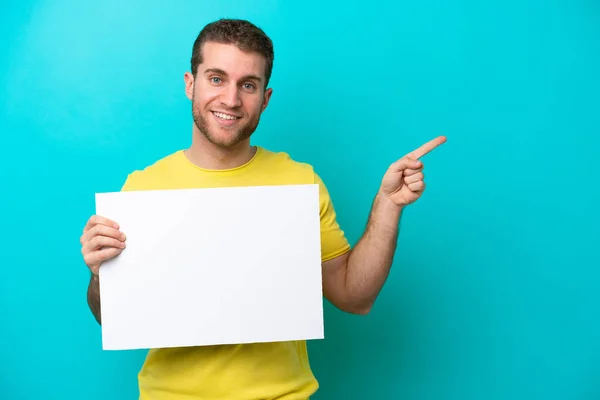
[407,136,446,159]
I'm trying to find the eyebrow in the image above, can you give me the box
[204,68,263,83]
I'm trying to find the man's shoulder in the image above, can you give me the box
[258,147,316,176]
[121,150,183,190]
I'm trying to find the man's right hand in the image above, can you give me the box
[80,215,126,276]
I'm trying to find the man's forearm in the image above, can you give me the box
[345,192,403,312]
[87,274,102,324]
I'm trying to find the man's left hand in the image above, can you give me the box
[379,136,447,207]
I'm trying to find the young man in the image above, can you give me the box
[80,18,445,400]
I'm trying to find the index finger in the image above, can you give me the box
[84,215,119,231]
[407,136,447,159]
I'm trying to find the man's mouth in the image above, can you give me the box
[212,111,240,121]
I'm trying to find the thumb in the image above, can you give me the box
[388,156,422,172]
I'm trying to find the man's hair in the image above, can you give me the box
[190,19,274,88]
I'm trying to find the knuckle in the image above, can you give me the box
[92,225,101,236]
[90,236,101,248]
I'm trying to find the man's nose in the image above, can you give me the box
[221,85,241,108]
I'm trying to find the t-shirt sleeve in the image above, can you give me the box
[119,171,143,192]
[314,172,351,262]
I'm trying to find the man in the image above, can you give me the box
[80,18,445,400]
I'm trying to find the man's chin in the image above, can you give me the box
[205,131,250,148]
[192,115,257,148]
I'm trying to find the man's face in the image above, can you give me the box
[184,42,272,148]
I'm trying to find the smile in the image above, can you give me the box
[212,111,240,121]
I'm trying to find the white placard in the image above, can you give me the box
[95,184,324,350]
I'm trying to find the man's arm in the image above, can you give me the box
[87,274,102,324]
[322,136,446,315]
[322,193,402,314]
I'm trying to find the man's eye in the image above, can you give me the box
[242,83,255,90]
[210,77,222,84]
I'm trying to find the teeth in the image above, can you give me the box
[213,112,237,120]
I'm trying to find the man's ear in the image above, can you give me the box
[184,72,194,101]
[261,87,273,112]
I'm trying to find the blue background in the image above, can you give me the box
[1,0,599,399]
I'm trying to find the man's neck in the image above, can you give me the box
[185,132,256,170]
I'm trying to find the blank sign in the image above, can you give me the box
[95,184,324,350]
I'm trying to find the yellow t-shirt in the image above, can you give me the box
[120,146,350,400]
